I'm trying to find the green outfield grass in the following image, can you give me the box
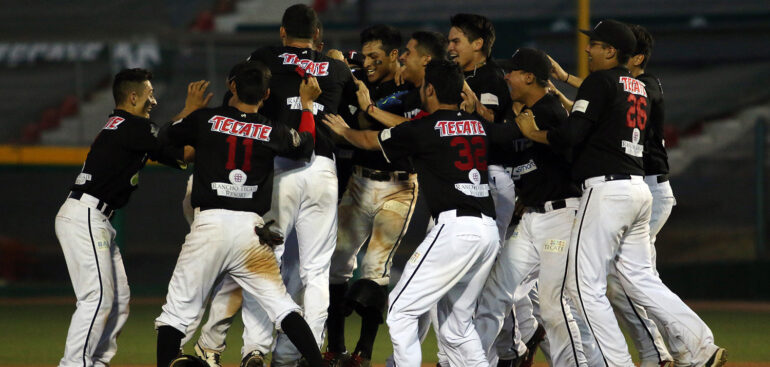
[2,301,769,365]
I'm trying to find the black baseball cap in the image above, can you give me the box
[580,19,637,54]
[498,47,551,81]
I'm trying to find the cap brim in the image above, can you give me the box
[496,59,517,72]
[579,29,597,39]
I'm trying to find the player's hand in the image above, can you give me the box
[354,78,373,111]
[322,113,351,136]
[185,80,214,111]
[515,108,539,137]
[299,75,322,109]
[547,55,569,83]
[394,64,405,86]
[460,82,478,114]
[326,49,346,64]
[255,220,284,248]
[183,145,195,163]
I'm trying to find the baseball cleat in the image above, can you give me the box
[169,354,209,367]
[660,361,674,367]
[343,353,371,367]
[194,342,222,367]
[521,324,545,367]
[240,351,265,367]
[323,351,351,367]
[704,347,728,367]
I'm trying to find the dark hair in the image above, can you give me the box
[450,13,495,57]
[112,68,152,104]
[230,60,271,104]
[411,31,448,61]
[360,24,402,54]
[281,4,319,39]
[629,24,654,69]
[599,41,632,65]
[424,59,464,105]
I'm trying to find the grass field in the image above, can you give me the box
[2,299,770,366]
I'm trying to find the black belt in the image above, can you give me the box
[456,208,482,218]
[69,191,114,218]
[434,208,482,225]
[358,166,410,182]
[604,174,631,182]
[657,174,669,183]
[527,199,567,214]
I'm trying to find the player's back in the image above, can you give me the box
[569,66,651,181]
[637,72,668,176]
[249,45,355,159]
[379,109,496,218]
[169,105,312,215]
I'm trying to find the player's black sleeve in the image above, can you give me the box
[376,122,421,163]
[269,123,314,160]
[485,122,522,148]
[547,73,612,148]
[123,119,185,168]
[166,110,202,147]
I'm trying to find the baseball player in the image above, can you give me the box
[155,60,325,367]
[354,30,447,129]
[515,19,727,367]
[475,47,602,367]
[193,5,357,366]
[54,68,203,367]
[324,25,420,367]
[325,59,520,367]
[448,13,516,244]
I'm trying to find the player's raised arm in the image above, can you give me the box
[353,78,409,127]
[322,113,381,150]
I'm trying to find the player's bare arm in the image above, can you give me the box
[461,81,495,122]
[515,109,550,145]
[173,80,214,121]
[183,146,195,163]
[299,75,322,109]
[354,78,408,127]
[322,113,380,150]
[547,55,583,88]
[547,80,574,112]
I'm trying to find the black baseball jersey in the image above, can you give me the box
[547,66,650,182]
[167,105,313,215]
[465,61,511,124]
[510,93,581,206]
[465,61,514,166]
[71,109,184,209]
[248,46,357,160]
[377,109,517,218]
[638,73,669,175]
[352,75,420,171]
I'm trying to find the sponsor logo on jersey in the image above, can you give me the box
[469,168,482,185]
[285,97,325,114]
[404,108,424,119]
[619,76,648,97]
[75,172,92,185]
[434,120,486,137]
[621,127,643,157]
[211,182,258,199]
[208,115,272,142]
[511,159,538,180]
[544,239,566,253]
[278,53,330,76]
[103,116,125,130]
[380,128,392,141]
[454,183,490,197]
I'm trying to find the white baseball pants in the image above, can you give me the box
[56,198,130,367]
[156,209,300,341]
[489,164,516,242]
[387,210,499,367]
[564,176,718,366]
[330,170,418,286]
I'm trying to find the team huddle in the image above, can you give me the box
[54,3,728,367]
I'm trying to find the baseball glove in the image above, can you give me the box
[255,220,283,247]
